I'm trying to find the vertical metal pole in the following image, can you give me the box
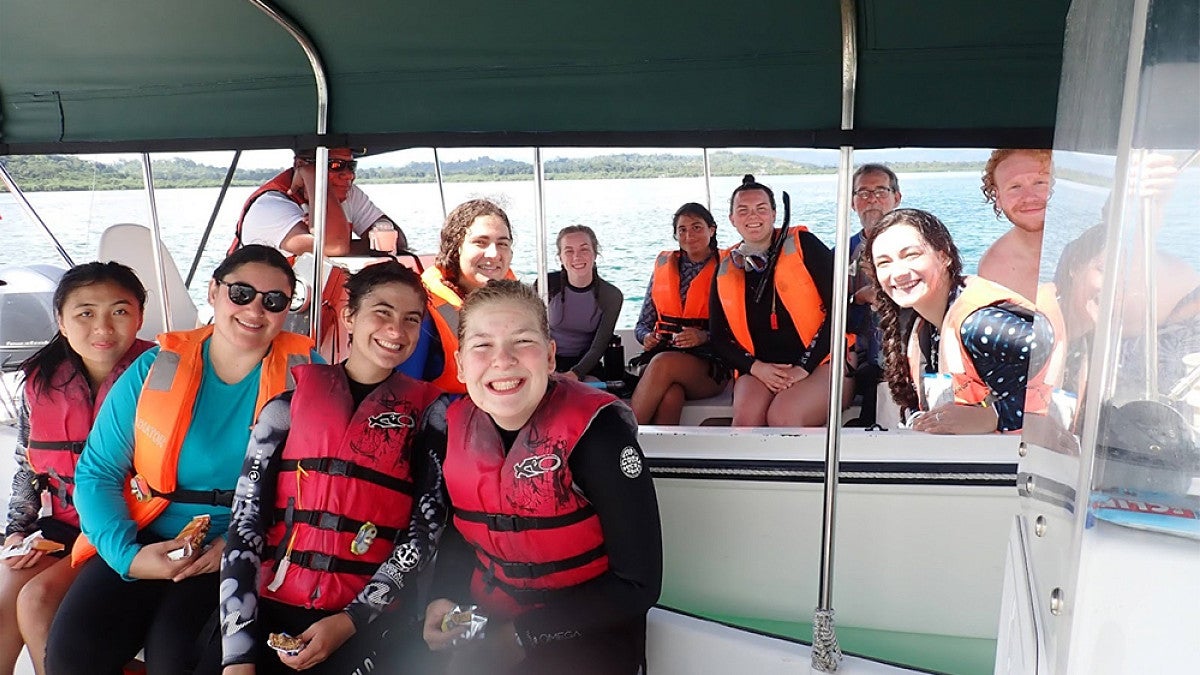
[433,148,449,220]
[1140,188,1158,398]
[246,0,329,342]
[534,148,549,302]
[813,1,857,671]
[139,153,173,333]
[185,150,241,287]
[702,148,713,212]
[0,162,75,266]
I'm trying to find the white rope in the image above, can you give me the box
[811,607,842,672]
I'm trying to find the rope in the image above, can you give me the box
[811,607,842,672]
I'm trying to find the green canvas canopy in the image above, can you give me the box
[0,1,1069,155]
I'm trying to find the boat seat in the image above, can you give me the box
[97,223,199,341]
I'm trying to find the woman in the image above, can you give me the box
[213,262,446,674]
[709,175,851,426]
[630,203,728,424]
[45,245,319,674]
[422,280,661,675]
[1,262,152,675]
[866,208,1051,434]
[408,199,514,393]
[546,225,623,381]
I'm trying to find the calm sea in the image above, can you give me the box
[2,171,1193,329]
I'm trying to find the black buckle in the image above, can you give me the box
[504,562,538,579]
[325,459,352,477]
[489,514,520,532]
[318,512,342,530]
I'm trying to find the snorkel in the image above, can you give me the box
[754,191,791,304]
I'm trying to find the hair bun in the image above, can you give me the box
[742,174,756,185]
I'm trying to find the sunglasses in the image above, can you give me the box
[216,279,291,313]
[301,158,358,173]
[729,246,769,273]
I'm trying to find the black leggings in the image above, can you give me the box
[45,555,218,675]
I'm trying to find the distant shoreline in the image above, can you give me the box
[1,152,988,192]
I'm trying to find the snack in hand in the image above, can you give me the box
[0,531,65,559]
[167,514,211,560]
[440,604,487,641]
[267,632,305,656]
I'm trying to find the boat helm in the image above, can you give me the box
[0,264,65,372]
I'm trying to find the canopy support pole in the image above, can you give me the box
[433,148,449,220]
[702,148,713,212]
[813,0,858,671]
[247,0,329,341]
[534,147,549,302]
[185,150,241,287]
[0,161,75,266]
[139,153,173,333]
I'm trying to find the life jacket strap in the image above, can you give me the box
[274,507,400,541]
[287,549,379,576]
[455,504,595,533]
[476,543,606,580]
[279,458,414,495]
[27,440,85,453]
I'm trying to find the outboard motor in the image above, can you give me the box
[0,265,65,372]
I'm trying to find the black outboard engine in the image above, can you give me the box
[0,265,65,372]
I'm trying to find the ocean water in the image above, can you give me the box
[2,170,1193,328]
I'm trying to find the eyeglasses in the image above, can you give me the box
[729,246,769,273]
[853,187,895,201]
[301,158,358,174]
[216,279,291,313]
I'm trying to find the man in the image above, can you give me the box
[229,147,406,258]
[844,163,902,426]
[977,149,1053,302]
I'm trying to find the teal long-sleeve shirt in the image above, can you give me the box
[74,341,323,578]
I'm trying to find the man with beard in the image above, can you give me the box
[977,149,1053,302]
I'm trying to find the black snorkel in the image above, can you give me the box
[754,190,790,304]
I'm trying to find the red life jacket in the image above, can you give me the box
[445,378,627,621]
[227,169,300,257]
[25,339,154,529]
[649,250,716,333]
[906,276,1053,427]
[262,364,441,610]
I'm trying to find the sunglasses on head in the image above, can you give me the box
[216,279,291,313]
[300,158,358,173]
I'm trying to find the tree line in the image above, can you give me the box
[1,152,984,192]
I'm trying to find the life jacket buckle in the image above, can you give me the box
[489,514,520,532]
[130,474,153,503]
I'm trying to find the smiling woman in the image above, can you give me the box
[547,225,624,381]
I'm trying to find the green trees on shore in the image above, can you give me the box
[2,152,984,192]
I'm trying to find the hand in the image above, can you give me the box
[127,540,196,580]
[278,612,356,671]
[288,161,316,202]
[173,536,225,582]
[223,664,256,675]
[641,333,662,351]
[446,620,524,675]
[560,371,580,382]
[672,327,708,349]
[749,361,795,393]
[423,599,468,651]
[1,533,47,570]
[910,403,998,435]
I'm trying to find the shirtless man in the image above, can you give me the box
[977,149,1053,301]
[230,147,406,258]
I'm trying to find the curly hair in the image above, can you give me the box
[434,199,513,296]
[981,149,1053,218]
[863,208,965,413]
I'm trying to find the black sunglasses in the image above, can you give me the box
[216,279,291,313]
[301,158,357,173]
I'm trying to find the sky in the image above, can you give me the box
[76,147,995,171]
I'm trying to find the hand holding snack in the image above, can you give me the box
[277,612,356,671]
[423,598,468,651]
[128,540,195,580]
[1,531,63,570]
[167,514,211,561]
[172,536,224,582]
[267,632,305,657]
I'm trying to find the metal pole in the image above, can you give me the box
[0,161,75,266]
[246,0,329,342]
[702,148,713,212]
[813,1,857,671]
[433,148,449,220]
[139,153,173,333]
[185,150,241,287]
[534,147,549,303]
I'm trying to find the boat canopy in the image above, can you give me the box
[0,0,1068,155]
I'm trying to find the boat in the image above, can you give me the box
[1,1,1197,673]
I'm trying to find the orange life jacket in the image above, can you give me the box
[25,339,154,530]
[227,169,300,257]
[262,364,441,610]
[420,266,468,394]
[71,325,314,566]
[445,378,626,621]
[715,228,826,355]
[905,276,1053,426]
[650,250,716,333]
